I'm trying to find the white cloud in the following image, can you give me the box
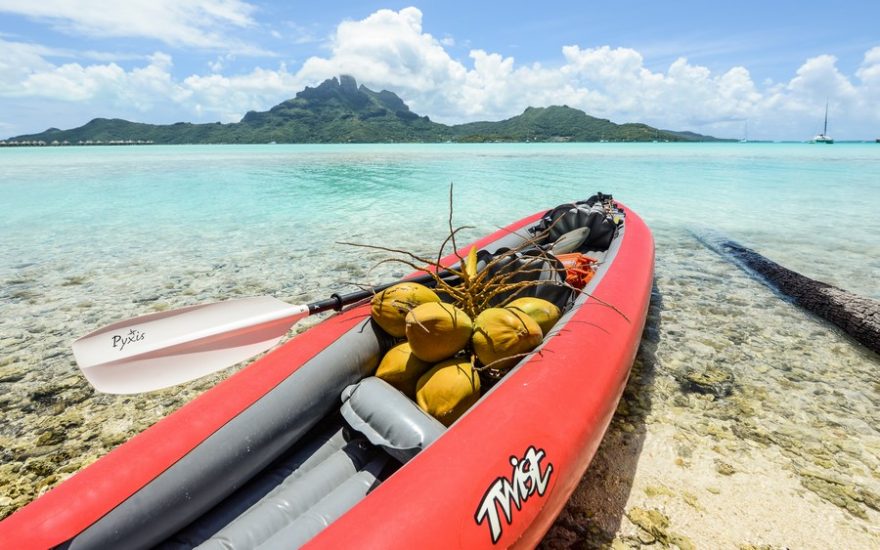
[858,46,880,83]
[182,64,300,122]
[786,54,858,101]
[290,8,879,139]
[0,0,266,53]
[0,39,56,85]
[297,8,468,93]
[4,45,180,107]
[208,54,237,74]
[1,7,879,140]
[0,38,294,127]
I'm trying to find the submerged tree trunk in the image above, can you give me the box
[705,238,879,355]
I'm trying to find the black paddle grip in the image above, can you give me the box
[307,270,459,315]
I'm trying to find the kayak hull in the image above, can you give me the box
[0,201,654,549]
[310,203,654,548]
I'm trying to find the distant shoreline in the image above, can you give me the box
[0,140,155,147]
[4,140,880,147]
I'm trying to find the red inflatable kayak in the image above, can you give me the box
[0,194,654,549]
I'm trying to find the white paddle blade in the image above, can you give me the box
[72,296,309,394]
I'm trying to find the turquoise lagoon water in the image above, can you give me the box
[2,143,878,300]
[1,143,879,533]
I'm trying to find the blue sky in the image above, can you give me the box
[1,1,878,140]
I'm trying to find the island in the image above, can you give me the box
[2,76,727,145]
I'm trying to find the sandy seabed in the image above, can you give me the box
[2,227,878,549]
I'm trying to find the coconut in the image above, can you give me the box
[505,297,561,336]
[416,358,481,426]
[472,307,543,371]
[370,282,441,338]
[375,342,432,398]
[405,302,473,362]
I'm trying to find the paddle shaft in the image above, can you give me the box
[308,270,458,315]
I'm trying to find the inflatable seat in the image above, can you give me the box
[340,377,446,464]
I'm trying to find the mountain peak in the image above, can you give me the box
[339,74,358,91]
[296,75,363,102]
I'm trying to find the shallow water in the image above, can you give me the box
[1,143,878,540]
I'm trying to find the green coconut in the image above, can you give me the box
[374,342,432,398]
[370,282,441,338]
[405,302,473,362]
[416,357,481,426]
[505,297,561,336]
[472,307,543,371]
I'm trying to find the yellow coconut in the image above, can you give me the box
[505,297,561,336]
[472,307,543,371]
[370,282,441,338]
[405,302,473,362]
[416,358,481,426]
[375,342,432,398]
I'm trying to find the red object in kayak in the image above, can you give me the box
[0,197,654,549]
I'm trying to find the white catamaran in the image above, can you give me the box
[811,100,834,144]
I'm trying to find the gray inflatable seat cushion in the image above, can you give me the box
[168,425,350,547]
[340,377,446,464]
[195,440,376,549]
[255,456,388,550]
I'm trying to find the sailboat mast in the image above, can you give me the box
[823,100,829,135]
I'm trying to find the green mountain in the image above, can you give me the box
[7,76,726,144]
[451,105,689,142]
